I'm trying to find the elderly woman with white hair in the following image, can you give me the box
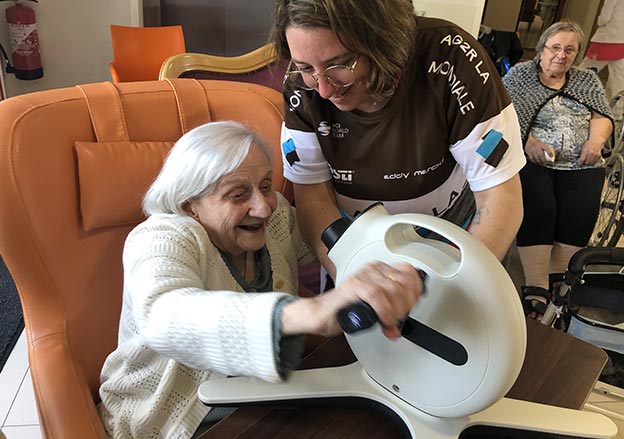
[97,121,423,439]
[503,21,614,320]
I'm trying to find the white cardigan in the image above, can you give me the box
[591,0,624,44]
[98,193,314,439]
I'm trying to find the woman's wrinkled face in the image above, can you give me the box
[285,26,373,112]
[539,31,579,77]
[187,145,277,258]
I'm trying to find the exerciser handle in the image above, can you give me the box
[336,270,427,334]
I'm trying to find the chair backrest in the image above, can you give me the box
[0,79,286,439]
[109,25,186,82]
[159,43,287,92]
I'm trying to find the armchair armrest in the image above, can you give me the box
[29,333,108,439]
[159,43,278,79]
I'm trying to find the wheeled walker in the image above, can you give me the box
[543,246,624,390]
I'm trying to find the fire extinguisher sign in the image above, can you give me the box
[4,0,43,80]
[9,23,39,62]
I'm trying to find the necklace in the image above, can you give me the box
[362,96,390,113]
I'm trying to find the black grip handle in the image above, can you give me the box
[336,270,427,334]
[562,246,624,287]
[337,301,379,334]
[567,247,624,276]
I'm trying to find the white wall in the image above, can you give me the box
[563,0,601,51]
[413,0,487,37]
[0,0,141,97]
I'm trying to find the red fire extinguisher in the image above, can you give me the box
[1,0,43,80]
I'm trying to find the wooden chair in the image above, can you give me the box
[0,79,291,439]
[159,43,287,92]
[109,24,186,82]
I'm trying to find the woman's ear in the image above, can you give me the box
[182,201,198,219]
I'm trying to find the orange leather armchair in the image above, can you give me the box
[109,24,186,82]
[0,79,289,439]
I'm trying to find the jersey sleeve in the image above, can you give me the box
[422,21,526,192]
[280,84,332,184]
[450,104,526,192]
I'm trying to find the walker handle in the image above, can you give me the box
[566,246,624,281]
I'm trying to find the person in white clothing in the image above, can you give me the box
[97,121,423,439]
[581,0,624,98]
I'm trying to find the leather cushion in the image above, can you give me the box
[76,141,173,231]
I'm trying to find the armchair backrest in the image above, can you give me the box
[0,79,285,439]
[159,43,287,92]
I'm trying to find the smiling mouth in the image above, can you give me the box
[239,223,265,232]
[331,86,352,102]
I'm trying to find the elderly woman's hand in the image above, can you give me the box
[525,134,555,164]
[281,261,423,339]
[578,139,604,166]
[578,114,613,166]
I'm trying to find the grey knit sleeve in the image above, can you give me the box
[272,295,305,379]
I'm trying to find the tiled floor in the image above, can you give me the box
[0,331,43,439]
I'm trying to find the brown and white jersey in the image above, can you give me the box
[281,17,525,226]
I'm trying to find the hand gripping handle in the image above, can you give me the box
[337,270,427,334]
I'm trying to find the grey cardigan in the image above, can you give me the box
[502,60,613,145]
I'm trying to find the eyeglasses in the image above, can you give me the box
[285,56,359,90]
[544,44,578,57]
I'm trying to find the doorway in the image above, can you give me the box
[516,0,568,56]
[141,0,274,56]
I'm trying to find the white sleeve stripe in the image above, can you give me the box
[450,104,526,192]
[280,123,332,184]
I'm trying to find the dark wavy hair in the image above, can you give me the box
[271,0,416,102]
